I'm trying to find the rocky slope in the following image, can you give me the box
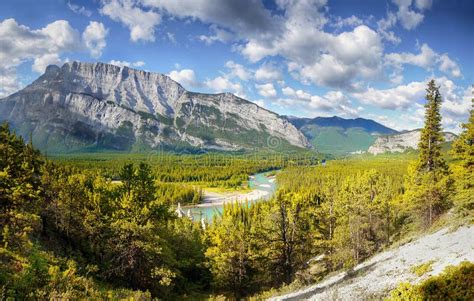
[368,129,457,155]
[287,116,398,155]
[0,61,309,152]
[270,225,474,300]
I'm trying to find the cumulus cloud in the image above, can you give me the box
[168,69,198,88]
[278,86,360,117]
[255,63,282,82]
[32,54,63,73]
[385,43,462,78]
[255,83,277,98]
[204,76,244,96]
[225,61,251,81]
[83,21,108,58]
[438,54,462,78]
[351,77,471,132]
[377,0,432,43]
[100,0,161,42]
[0,67,21,97]
[352,81,426,110]
[385,43,437,69]
[393,0,425,30]
[0,18,109,96]
[236,0,383,90]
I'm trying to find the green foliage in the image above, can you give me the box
[403,80,453,228]
[0,123,209,299]
[411,260,435,277]
[450,99,474,216]
[206,202,255,298]
[387,261,474,301]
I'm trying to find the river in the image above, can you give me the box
[183,170,279,221]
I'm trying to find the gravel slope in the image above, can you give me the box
[270,225,474,300]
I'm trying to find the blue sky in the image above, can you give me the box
[0,0,472,132]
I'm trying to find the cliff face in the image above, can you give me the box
[368,130,457,155]
[0,61,310,152]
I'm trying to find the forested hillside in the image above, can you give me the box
[1,80,472,299]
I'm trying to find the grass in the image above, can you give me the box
[411,260,436,277]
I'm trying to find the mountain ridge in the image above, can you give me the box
[286,115,398,154]
[0,61,310,152]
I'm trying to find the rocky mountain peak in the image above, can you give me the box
[0,61,310,152]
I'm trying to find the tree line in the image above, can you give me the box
[1,80,472,299]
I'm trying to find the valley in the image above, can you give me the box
[1,66,472,301]
[1,1,473,299]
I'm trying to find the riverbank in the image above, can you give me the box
[184,172,278,219]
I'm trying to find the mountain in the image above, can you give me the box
[287,116,398,155]
[0,61,310,153]
[368,129,457,154]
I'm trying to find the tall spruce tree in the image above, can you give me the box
[450,96,474,214]
[417,80,447,173]
[404,80,452,227]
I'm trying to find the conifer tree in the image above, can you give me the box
[404,80,452,227]
[450,96,474,213]
[417,80,447,173]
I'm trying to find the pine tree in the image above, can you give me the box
[450,96,474,214]
[417,80,447,173]
[404,80,452,227]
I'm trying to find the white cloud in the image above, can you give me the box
[67,1,92,17]
[352,81,426,110]
[278,86,360,117]
[351,78,471,133]
[255,83,277,98]
[292,25,383,89]
[168,69,198,88]
[32,54,62,73]
[0,18,110,96]
[255,63,282,82]
[0,18,81,96]
[204,76,244,96]
[438,54,462,78]
[83,21,108,58]
[0,18,79,72]
[0,67,20,97]
[199,25,234,45]
[385,43,437,69]
[414,0,433,10]
[385,43,462,78]
[331,15,364,29]
[100,0,161,42]
[392,0,424,30]
[109,60,145,68]
[376,12,401,44]
[225,61,251,81]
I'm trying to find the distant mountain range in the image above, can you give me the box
[286,116,398,154]
[0,62,309,153]
[0,61,404,154]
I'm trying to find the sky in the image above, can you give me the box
[0,0,472,132]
